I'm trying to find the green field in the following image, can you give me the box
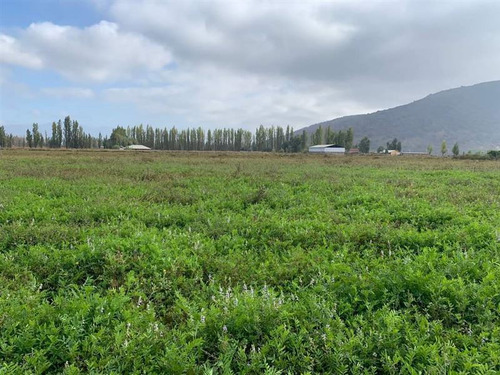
[1,150,499,374]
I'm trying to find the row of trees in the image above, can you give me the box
[306,125,372,153]
[0,127,25,148]
[374,138,461,156]
[376,138,403,153]
[9,119,307,152]
[439,140,460,156]
[107,124,305,152]
[0,126,14,148]
[426,141,460,156]
[310,126,354,150]
[15,118,102,149]
[107,124,373,153]
[376,138,460,156]
[46,117,101,149]
[2,117,374,153]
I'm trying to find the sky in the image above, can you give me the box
[1,0,499,136]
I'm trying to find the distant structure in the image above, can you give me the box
[348,148,360,154]
[387,150,401,156]
[125,145,151,150]
[309,144,346,154]
[402,151,427,156]
[378,149,401,156]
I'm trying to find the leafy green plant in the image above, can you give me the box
[1,150,499,373]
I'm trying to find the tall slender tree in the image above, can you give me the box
[0,126,6,148]
[63,116,72,148]
[26,129,33,148]
[301,130,308,150]
[345,128,354,150]
[32,123,41,148]
[57,120,63,148]
[441,140,447,156]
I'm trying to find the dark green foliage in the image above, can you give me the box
[108,126,131,148]
[358,136,370,153]
[1,151,499,373]
[387,138,402,151]
[27,119,306,152]
[312,125,323,145]
[282,136,302,153]
[487,150,500,159]
[26,129,33,148]
[321,127,354,149]
[0,126,16,148]
[0,126,5,147]
[32,123,42,148]
[64,115,72,148]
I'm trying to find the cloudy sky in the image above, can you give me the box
[1,0,499,135]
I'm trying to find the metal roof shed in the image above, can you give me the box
[309,144,346,154]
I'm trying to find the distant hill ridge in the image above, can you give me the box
[298,81,500,151]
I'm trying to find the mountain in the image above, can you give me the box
[298,81,500,152]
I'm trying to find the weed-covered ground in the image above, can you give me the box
[1,150,499,374]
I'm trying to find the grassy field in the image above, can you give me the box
[1,149,499,374]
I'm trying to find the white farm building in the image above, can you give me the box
[126,145,151,150]
[309,144,346,154]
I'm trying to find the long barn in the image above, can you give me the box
[308,144,346,154]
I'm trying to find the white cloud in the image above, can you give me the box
[109,1,356,78]
[41,87,95,99]
[2,0,500,132]
[107,0,500,108]
[104,65,371,128]
[0,34,43,69]
[1,21,171,82]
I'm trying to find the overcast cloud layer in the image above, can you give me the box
[1,0,499,134]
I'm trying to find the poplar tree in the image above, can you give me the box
[57,120,63,148]
[313,126,323,145]
[0,126,6,148]
[64,116,72,148]
[441,140,447,156]
[26,129,33,148]
[345,128,354,150]
[50,122,58,148]
[71,120,79,148]
[32,123,41,148]
[301,130,308,150]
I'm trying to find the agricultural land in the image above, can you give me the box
[1,150,499,374]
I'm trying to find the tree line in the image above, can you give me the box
[0,126,26,148]
[0,126,14,148]
[308,125,371,153]
[106,124,306,152]
[1,116,373,153]
[27,117,101,149]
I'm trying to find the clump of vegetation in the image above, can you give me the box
[487,150,500,159]
[1,150,499,373]
[456,150,500,160]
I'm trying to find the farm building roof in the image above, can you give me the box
[126,145,151,150]
[309,144,344,149]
